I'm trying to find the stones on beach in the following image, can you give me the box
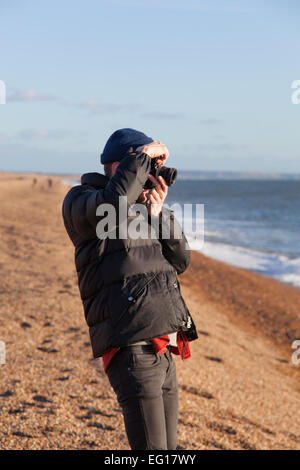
[56,376,69,382]
[0,390,14,398]
[207,421,237,436]
[276,358,289,364]
[12,431,33,439]
[205,356,223,363]
[8,408,25,415]
[37,347,59,354]
[32,395,52,404]
[41,339,52,345]
[80,439,99,448]
[197,330,210,336]
[1,174,300,450]
[78,406,116,419]
[87,422,115,431]
[180,384,214,400]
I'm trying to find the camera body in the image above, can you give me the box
[143,156,177,190]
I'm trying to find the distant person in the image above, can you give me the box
[47,178,53,188]
[62,128,198,450]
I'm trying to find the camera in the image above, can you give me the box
[144,157,177,190]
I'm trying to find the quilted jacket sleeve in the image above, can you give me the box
[62,153,151,240]
[151,207,191,275]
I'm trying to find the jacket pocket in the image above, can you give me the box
[124,273,157,299]
[108,273,158,329]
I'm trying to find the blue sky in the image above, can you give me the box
[0,0,300,174]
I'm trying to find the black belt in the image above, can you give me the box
[120,344,155,354]
[120,344,171,354]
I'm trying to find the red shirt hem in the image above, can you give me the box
[102,331,191,373]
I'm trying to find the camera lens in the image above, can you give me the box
[157,166,177,187]
[143,157,177,189]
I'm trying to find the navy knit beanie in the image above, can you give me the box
[100,128,154,164]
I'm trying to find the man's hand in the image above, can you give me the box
[146,174,168,217]
[136,140,169,165]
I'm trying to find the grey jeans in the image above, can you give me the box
[106,344,178,450]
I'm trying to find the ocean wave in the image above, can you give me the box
[61,179,80,187]
[60,181,300,287]
[187,237,300,287]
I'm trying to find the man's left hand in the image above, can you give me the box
[146,174,168,217]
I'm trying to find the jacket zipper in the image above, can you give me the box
[128,273,157,302]
[116,273,158,324]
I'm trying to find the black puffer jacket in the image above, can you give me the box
[62,153,198,357]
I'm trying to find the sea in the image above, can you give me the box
[62,177,300,288]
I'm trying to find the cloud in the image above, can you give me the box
[7,89,137,114]
[79,98,141,114]
[79,98,122,113]
[140,111,183,120]
[139,113,222,122]
[7,88,186,122]
[0,129,73,143]
[17,129,75,141]
[8,89,60,103]
[7,87,152,118]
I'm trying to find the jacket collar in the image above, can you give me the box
[81,172,109,189]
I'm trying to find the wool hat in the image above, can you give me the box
[100,128,153,164]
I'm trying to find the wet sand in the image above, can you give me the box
[0,172,299,450]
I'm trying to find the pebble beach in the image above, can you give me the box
[0,172,299,450]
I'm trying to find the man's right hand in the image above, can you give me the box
[136,141,169,165]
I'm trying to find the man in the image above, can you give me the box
[62,128,198,450]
